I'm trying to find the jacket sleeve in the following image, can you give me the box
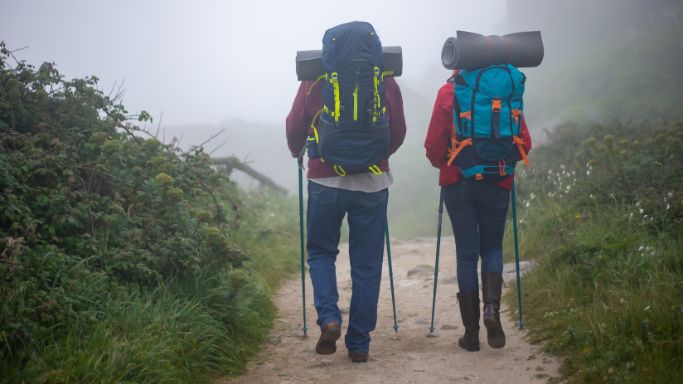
[424,84,453,168]
[384,77,406,156]
[285,82,310,158]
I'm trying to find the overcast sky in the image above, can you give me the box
[1,0,507,126]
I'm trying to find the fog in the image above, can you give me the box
[1,0,516,195]
[3,0,681,238]
[1,0,507,126]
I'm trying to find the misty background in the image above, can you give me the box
[2,0,681,238]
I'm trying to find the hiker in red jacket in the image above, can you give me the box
[424,71,532,352]
[286,43,406,362]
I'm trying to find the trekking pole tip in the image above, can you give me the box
[393,324,399,333]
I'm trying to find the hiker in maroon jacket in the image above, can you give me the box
[286,66,406,361]
[424,71,532,352]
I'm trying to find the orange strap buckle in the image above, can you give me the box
[512,109,522,123]
[446,138,472,166]
[459,111,471,119]
[513,136,530,166]
[492,99,502,112]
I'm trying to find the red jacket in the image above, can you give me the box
[286,77,407,179]
[424,76,532,190]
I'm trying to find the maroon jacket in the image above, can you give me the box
[286,77,407,179]
[424,75,532,190]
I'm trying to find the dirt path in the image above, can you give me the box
[225,238,559,384]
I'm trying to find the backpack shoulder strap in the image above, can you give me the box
[447,76,472,167]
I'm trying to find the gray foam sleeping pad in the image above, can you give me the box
[441,31,544,70]
[295,46,402,81]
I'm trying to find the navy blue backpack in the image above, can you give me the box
[307,21,389,176]
[447,64,530,181]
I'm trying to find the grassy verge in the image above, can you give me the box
[0,43,297,383]
[504,121,683,383]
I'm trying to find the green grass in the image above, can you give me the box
[0,195,297,384]
[504,121,683,383]
[24,291,241,384]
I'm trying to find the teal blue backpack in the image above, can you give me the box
[447,64,530,181]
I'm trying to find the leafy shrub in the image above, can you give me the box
[0,42,297,383]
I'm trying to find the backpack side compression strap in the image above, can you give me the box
[329,72,340,123]
[447,81,472,167]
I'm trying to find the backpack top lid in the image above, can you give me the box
[321,21,383,73]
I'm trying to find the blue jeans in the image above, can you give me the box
[306,181,388,354]
[443,180,510,293]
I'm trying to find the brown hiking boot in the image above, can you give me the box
[315,322,341,354]
[348,350,369,363]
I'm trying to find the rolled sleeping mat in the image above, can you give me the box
[296,46,403,81]
[441,31,544,70]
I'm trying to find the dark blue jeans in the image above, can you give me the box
[306,181,388,354]
[443,180,510,293]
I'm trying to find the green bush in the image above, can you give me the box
[505,121,683,383]
[0,42,297,383]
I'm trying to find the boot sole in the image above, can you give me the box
[315,326,341,354]
[483,316,506,348]
[458,340,480,352]
[348,351,369,363]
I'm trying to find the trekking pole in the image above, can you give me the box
[297,157,308,336]
[429,187,445,334]
[385,220,399,333]
[511,180,524,330]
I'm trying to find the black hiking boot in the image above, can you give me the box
[457,291,480,352]
[482,272,506,349]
